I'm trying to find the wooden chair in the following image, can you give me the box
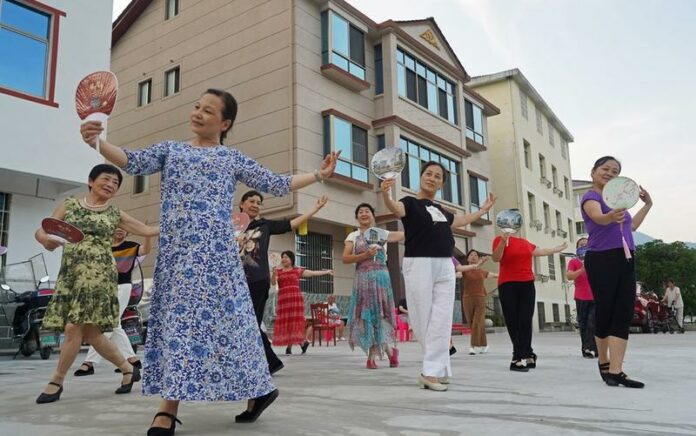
[310,303,337,346]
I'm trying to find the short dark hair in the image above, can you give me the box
[354,203,375,219]
[466,249,479,258]
[667,278,675,285]
[203,88,238,144]
[88,164,122,190]
[241,190,263,204]
[576,237,588,248]
[592,156,622,173]
[281,250,295,266]
[420,160,447,183]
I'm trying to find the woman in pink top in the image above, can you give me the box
[566,238,597,359]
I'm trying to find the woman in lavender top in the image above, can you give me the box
[581,156,652,389]
[80,89,339,435]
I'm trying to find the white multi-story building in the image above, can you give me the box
[470,69,576,331]
[573,179,592,239]
[0,0,113,279]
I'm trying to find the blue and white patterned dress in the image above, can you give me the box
[123,141,290,401]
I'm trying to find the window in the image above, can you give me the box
[548,255,556,281]
[564,304,571,323]
[568,218,574,241]
[374,44,383,94]
[552,302,560,321]
[564,177,570,199]
[465,100,484,144]
[520,89,528,119]
[164,67,180,97]
[400,136,461,205]
[295,232,333,294]
[523,140,532,170]
[377,134,385,151]
[469,175,489,220]
[556,210,563,231]
[396,47,457,124]
[576,221,586,235]
[535,106,543,135]
[0,0,64,104]
[548,120,555,146]
[561,138,568,159]
[537,302,546,329]
[137,79,151,107]
[321,11,365,80]
[0,192,9,266]
[165,0,179,20]
[323,114,368,183]
[133,175,148,195]
[552,165,558,189]
[543,202,550,230]
[533,257,541,276]
[527,192,536,222]
[539,154,547,179]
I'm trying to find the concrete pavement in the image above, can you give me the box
[1,332,695,436]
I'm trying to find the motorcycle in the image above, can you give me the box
[0,276,57,359]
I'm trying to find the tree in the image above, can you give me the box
[635,240,696,321]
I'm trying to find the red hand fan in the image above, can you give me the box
[75,71,118,153]
[232,212,251,237]
[41,218,85,244]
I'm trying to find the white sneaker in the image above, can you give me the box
[339,337,346,341]
[469,347,476,355]
[479,346,489,354]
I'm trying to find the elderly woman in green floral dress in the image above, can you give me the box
[34,164,159,404]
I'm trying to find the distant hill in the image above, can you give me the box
[634,231,696,249]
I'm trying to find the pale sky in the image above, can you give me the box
[113,0,695,243]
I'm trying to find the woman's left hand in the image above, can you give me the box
[319,151,341,180]
[314,195,328,211]
[639,186,652,206]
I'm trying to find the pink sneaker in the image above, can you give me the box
[366,359,378,369]
[389,348,399,368]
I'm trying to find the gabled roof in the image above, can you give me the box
[469,68,574,142]
[112,0,151,47]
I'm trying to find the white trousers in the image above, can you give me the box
[85,283,136,364]
[402,257,455,377]
[675,307,684,328]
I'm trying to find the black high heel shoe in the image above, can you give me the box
[147,412,182,436]
[235,389,279,423]
[36,382,63,404]
[115,365,141,394]
[74,362,94,376]
[604,372,644,388]
[300,341,310,354]
[285,345,292,355]
[598,361,610,382]
[115,360,142,373]
[526,353,537,369]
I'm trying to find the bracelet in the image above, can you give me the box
[314,169,324,183]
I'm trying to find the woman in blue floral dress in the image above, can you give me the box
[80,89,338,435]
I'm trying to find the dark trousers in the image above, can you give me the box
[499,281,536,361]
[584,249,636,340]
[248,280,282,370]
[575,299,597,352]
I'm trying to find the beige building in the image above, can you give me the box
[109,0,499,301]
[469,69,576,331]
[573,179,592,239]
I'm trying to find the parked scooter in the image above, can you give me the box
[0,276,56,359]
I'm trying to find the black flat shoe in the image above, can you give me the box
[526,353,537,369]
[74,363,94,376]
[115,366,141,394]
[269,361,284,376]
[147,411,182,436]
[449,346,457,356]
[300,341,310,354]
[598,361,610,382]
[285,346,292,355]
[604,372,644,388]
[36,382,63,404]
[115,360,142,373]
[509,360,529,372]
[235,389,279,423]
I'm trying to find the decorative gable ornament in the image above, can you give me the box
[419,29,440,50]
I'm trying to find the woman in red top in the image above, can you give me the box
[566,237,597,358]
[271,251,333,354]
[492,232,566,371]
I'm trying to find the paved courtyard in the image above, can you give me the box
[1,331,694,436]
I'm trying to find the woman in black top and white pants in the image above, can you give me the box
[382,161,494,391]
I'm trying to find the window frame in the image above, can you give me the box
[164,66,180,97]
[520,89,528,119]
[400,136,462,205]
[523,140,532,170]
[295,231,334,294]
[0,0,65,107]
[132,175,149,196]
[165,0,179,20]
[321,10,366,81]
[323,113,369,183]
[137,78,152,107]
[464,99,484,145]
